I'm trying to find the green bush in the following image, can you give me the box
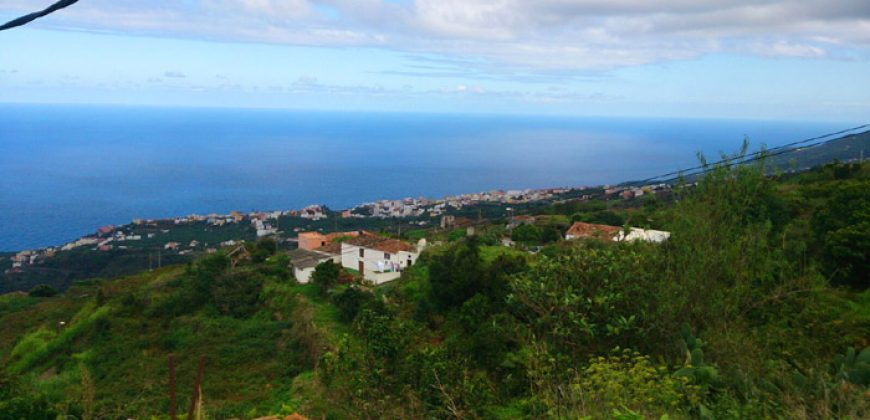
[28,284,58,298]
[211,270,265,318]
[0,373,60,420]
[311,261,340,296]
[332,286,374,323]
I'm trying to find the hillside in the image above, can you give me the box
[767,129,870,171]
[623,129,870,186]
[0,251,344,418]
[2,159,870,419]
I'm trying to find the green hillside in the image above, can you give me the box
[768,129,870,171]
[2,157,870,419]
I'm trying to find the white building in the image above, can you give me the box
[287,248,340,283]
[616,228,671,243]
[340,236,425,285]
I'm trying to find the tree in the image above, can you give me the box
[811,179,870,288]
[427,238,486,310]
[189,252,230,305]
[511,224,542,244]
[311,261,340,296]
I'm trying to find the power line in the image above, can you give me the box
[0,0,79,32]
[674,131,867,181]
[626,124,869,186]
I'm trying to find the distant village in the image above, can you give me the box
[6,182,674,276]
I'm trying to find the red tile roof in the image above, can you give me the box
[345,236,415,253]
[565,222,621,240]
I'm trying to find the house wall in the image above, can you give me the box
[295,267,315,284]
[293,254,340,284]
[298,232,327,250]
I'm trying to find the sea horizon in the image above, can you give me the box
[0,102,858,251]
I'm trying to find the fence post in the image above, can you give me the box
[168,354,176,420]
[187,357,206,420]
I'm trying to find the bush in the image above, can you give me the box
[576,349,700,416]
[256,237,278,254]
[0,373,60,420]
[190,252,230,305]
[427,239,486,311]
[511,224,542,243]
[333,287,374,323]
[211,270,265,318]
[311,261,340,296]
[28,284,58,298]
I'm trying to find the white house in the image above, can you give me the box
[340,236,425,285]
[616,228,671,243]
[565,222,670,243]
[287,248,340,283]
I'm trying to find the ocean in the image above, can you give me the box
[0,103,854,251]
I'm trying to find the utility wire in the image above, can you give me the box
[0,0,79,31]
[673,130,869,182]
[625,124,869,186]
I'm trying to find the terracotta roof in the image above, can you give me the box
[565,222,621,240]
[373,238,415,253]
[318,241,343,255]
[344,236,415,253]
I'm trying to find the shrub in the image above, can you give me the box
[311,261,340,296]
[0,373,60,420]
[211,270,265,318]
[28,284,58,298]
[332,287,374,323]
[256,237,278,255]
[427,239,486,311]
[531,348,700,418]
[511,224,542,243]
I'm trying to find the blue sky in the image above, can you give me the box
[1,0,869,120]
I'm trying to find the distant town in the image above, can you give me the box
[5,181,673,274]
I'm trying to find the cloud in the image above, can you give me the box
[1,0,869,72]
[163,71,187,78]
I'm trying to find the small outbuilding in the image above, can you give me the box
[287,248,340,283]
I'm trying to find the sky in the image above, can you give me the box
[1,0,869,120]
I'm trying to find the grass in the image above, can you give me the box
[0,293,39,318]
[479,245,526,263]
[8,303,111,374]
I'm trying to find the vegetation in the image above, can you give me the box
[28,284,59,298]
[311,261,340,296]
[1,156,869,419]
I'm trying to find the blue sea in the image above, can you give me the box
[0,104,855,251]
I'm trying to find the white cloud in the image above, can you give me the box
[1,0,869,72]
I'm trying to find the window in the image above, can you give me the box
[359,248,364,258]
[384,252,391,260]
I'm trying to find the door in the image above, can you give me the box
[358,261,364,273]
